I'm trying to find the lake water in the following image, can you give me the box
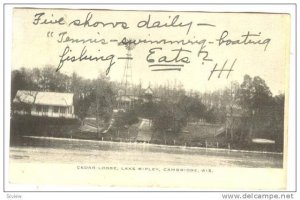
[10,136,283,168]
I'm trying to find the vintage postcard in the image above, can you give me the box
[8,7,290,190]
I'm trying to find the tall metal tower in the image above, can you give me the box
[121,42,135,96]
[117,41,136,110]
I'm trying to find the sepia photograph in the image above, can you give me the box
[5,5,292,191]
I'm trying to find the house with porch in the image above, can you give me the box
[13,90,76,119]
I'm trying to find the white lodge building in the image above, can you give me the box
[13,90,76,119]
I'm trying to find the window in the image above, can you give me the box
[60,107,66,114]
[68,107,72,114]
[42,106,48,113]
[36,105,41,112]
[53,106,59,113]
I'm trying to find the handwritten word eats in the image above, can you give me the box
[147,47,191,71]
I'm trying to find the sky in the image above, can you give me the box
[11,8,290,95]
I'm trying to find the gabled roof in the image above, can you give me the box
[144,86,153,95]
[13,90,74,106]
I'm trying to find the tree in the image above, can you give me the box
[135,101,158,119]
[237,75,272,114]
[12,90,38,116]
[205,107,218,123]
[11,70,27,101]
[270,94,285,151]
[11,68,39,101]
[236,75,274,141]
[115,109,139,130]
[177,94,206,123]
[152,101,186,134]
[74,93,93,121]
[94,75,116,124]
[71,73,95,121]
